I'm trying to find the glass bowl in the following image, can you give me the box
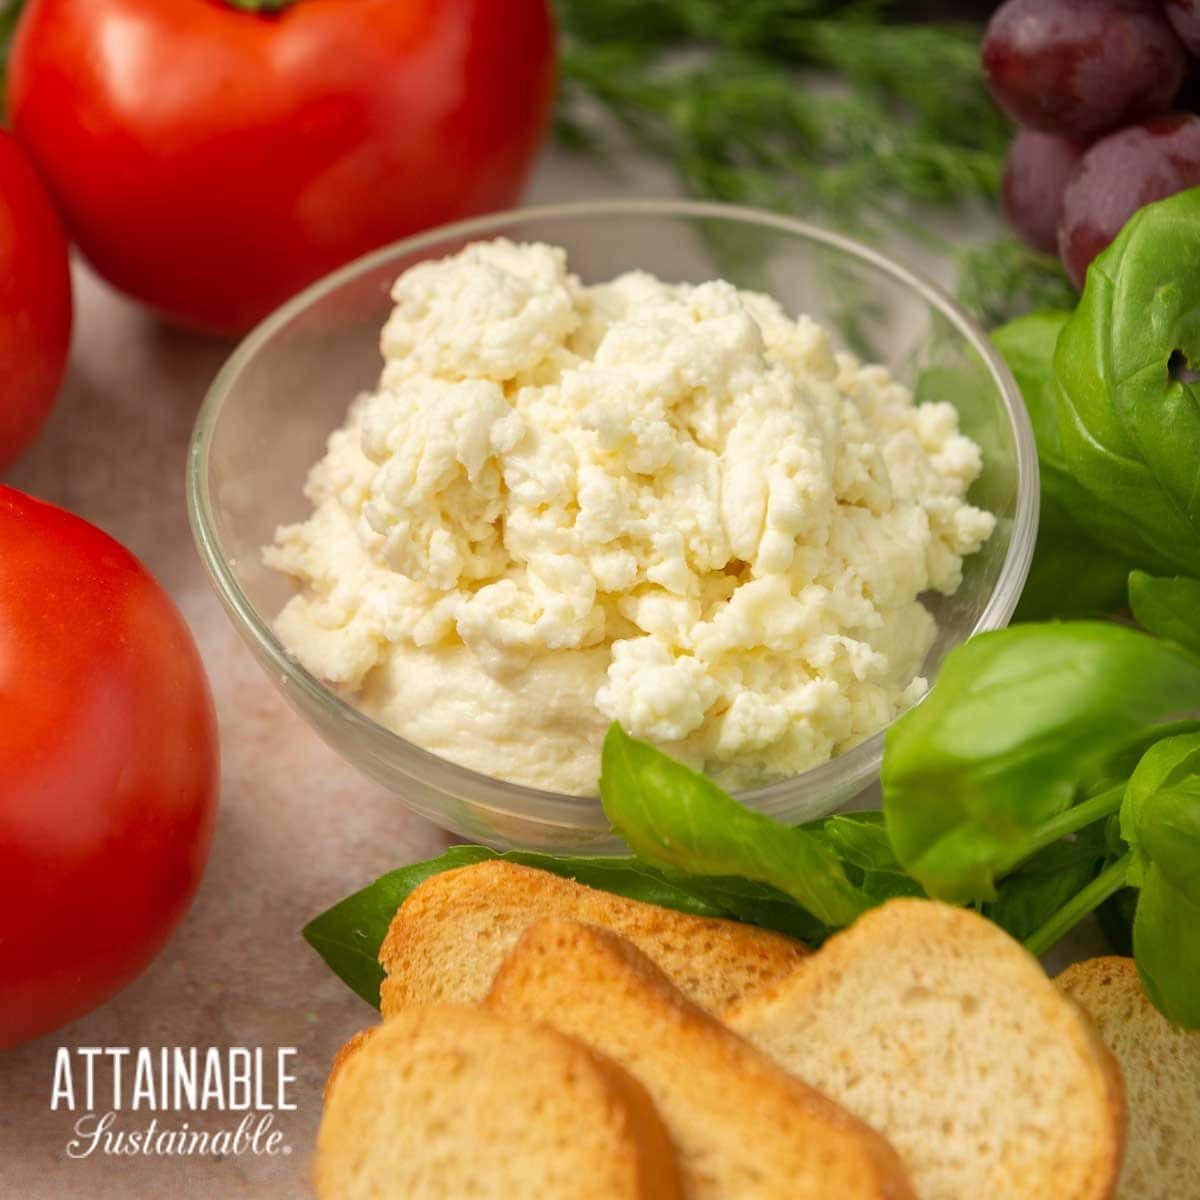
[188,199,1037,853]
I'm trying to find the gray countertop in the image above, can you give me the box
[0,145,1108,1198]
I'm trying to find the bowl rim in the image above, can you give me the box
[187,196,1039,827]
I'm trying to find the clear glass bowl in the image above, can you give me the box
[188,199,1038,852]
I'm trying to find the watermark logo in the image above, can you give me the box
[50,1046,298,1160]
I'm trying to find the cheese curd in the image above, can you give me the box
[265,240,995,795]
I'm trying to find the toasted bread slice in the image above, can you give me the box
[1057,956,1200,1200]
[726,898,1125,1200]
[322,1026,377,1103]
[315,1004,682,1200]
[379,859,807,1017]
[485,916,915,1200]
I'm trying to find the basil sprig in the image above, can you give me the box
[881,622,1200,903]
[599,725,870,929]
[306,693,1200,1031]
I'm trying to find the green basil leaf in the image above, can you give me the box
[991,312,1135,620]
[1083,719,1200,799]
[1133,865,1200,1029]
[655,872,831,943]
[1054,188,1200,578]
[1014,537,1134,623]
[1141,778,1200,906]
[813,811,926,905]
[983,826,1109,942]
[600,723,870,928]
[1120,731,1200,903]
[991,311,1071,454]
[303,845,738,1009]
[1129,571,1200,656]
[816,811,901,872]
[882,622,1200,903]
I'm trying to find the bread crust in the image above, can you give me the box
[485,915,916,1200]
[379,858,807,1017]
[316,1005,682,1200]
[322,1025,377,1104]
[1058,955,1200,1200]
[727,898,1126,1200]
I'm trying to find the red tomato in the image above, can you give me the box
[6,0,556,336]
[0,130,71,471]
[0,487,219,1048]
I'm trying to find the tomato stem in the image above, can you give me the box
[219,0,302,12]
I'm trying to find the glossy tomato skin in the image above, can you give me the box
[6,0,556,336]
[0,130,71,471]
[0,488,219,1047]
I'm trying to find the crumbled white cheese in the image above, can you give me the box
[265,240,995,795]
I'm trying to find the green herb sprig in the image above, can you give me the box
[306,694,1200,1028]
[954,239,1077,333]
[557,9,1006,217]
[555,0,1076,323]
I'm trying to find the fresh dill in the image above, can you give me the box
[556,0,1074,324]
[955,238,1077,330]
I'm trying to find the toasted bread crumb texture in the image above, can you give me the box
[486,916,915,1200]
[1058,956,1200,1200]
[727,899,1125,1200]
[315,1005,681,1200]
[379,860,806,1016]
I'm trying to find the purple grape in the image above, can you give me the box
[1057,112,1200,287]
[1002,129,1087,254]
[983,0,1186,138]
[1166,0,1200,56]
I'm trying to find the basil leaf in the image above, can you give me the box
[1084,719,1200,799]
[1013,538,1134,624]
[600,724,870,928]
[655,872,831,943]
[983,826,1109,942]
[991,312,1135,620]
[882,622,1200,903]
[814,811,925,905]
[1133,865,1200,1029]
[1054,188,1200,578]
[1120,731,1200,903]
[816,811,902,872]
[1129,571,1200,656]
[1141,778,1200,906]
[303,845,737,1008]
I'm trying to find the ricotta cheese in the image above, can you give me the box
[265,240,995,795]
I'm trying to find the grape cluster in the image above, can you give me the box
[984,0,1200,287]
